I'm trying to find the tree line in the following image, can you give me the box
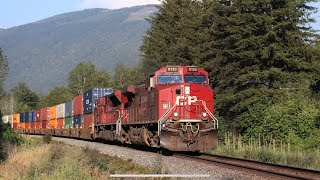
[0,62,143,115]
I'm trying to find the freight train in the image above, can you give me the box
[2,66,218,151]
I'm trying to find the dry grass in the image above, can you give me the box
[206,133,320,170]
[0,137,154,179]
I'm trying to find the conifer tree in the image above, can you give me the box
[140,0,203,74]
[205,0,320,131]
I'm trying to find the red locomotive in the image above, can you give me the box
[94,66,218,151]
[5,66,218,152]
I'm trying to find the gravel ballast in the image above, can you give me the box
[28,135,264,179]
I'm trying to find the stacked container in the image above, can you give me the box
[73,94,83,128]
[2,115,9,123]
[83,88,113,128]
[30,111,36,129]
[49,106,57,128]
[64,101,73,128]
[36,109,41,129]
[57,103,65,129]
[19,113,25,129]
[40,107,50,129]
[83,88,113,114]
[13,114,20,129]
[25,112,30,129]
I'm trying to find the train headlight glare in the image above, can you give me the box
[173,112,179,117]
[202,112,207,117]
[185,86,190,95]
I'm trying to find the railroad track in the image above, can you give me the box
[26,135,320,179]
[174,153,320,179]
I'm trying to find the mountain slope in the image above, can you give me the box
[0,5,157,92]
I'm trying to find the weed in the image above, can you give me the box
[42,134,52,144]
[207,132,320,170]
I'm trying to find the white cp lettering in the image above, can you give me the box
[175,96,198,105]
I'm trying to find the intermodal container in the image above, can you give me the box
[36,109,41,121]
[13,123,19,129]
[40,107,50,121]
[64,117,73,128]
[49,106,57,120]
[19,122,25,129]
[83,113,94,128]
[25,112,30,123]
[13,114,20,123]
[41,121,49,129]
[30,122,35,129]
[2,115,9,123]
[20,113,25,123]
[31,112,36,122]
[8,115,13,124]
[49,119,57,128]
[65,101,73,117]
[35,121,42,129]
[73,115,82,128]
[83,88,113,114]
[25,122,30,129]
[57,118,64,129]
[57,103,65,118]
[73,94,83,115]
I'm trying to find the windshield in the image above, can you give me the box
[184,75,207,84]
[157,75,182,84]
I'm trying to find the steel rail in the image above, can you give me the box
[174,153,320,180]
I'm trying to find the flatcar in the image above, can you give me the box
[2,66,218,151]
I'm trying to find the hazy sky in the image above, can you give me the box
[0,0,161,28]
[0,0,319,29]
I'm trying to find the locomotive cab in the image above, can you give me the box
[153,66,218,151]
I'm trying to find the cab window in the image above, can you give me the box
[157,75,182,84]
[184,75,207,84]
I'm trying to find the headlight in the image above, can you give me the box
[173,112,179,117]
[185,86,190,95]
[202,112,207,117]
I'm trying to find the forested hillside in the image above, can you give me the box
[0,5,156,92]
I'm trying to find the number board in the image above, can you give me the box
[167,67,178,72]
[187,67,198,72]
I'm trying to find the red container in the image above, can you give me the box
[40,107,50,121]
[57,118,64,129]
[25,122,30,129]
[35,121,42,129]
[36,109,41,121]
[30,122,35,129]
[41,121,49,129]
[74,94,83,115]
[84,113,94,128]
[13,123,19,129]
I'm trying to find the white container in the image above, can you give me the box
[8,115,12,124]
[57,103,65,118]
[2,115,9,123]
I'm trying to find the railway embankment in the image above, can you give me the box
[0,136,154,179]
[206,133,320,171]
[25,135,263,180]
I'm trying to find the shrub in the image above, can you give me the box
[42,134,52,144]
[0,112,23,161]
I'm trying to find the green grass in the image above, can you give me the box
[206,133,320,170]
